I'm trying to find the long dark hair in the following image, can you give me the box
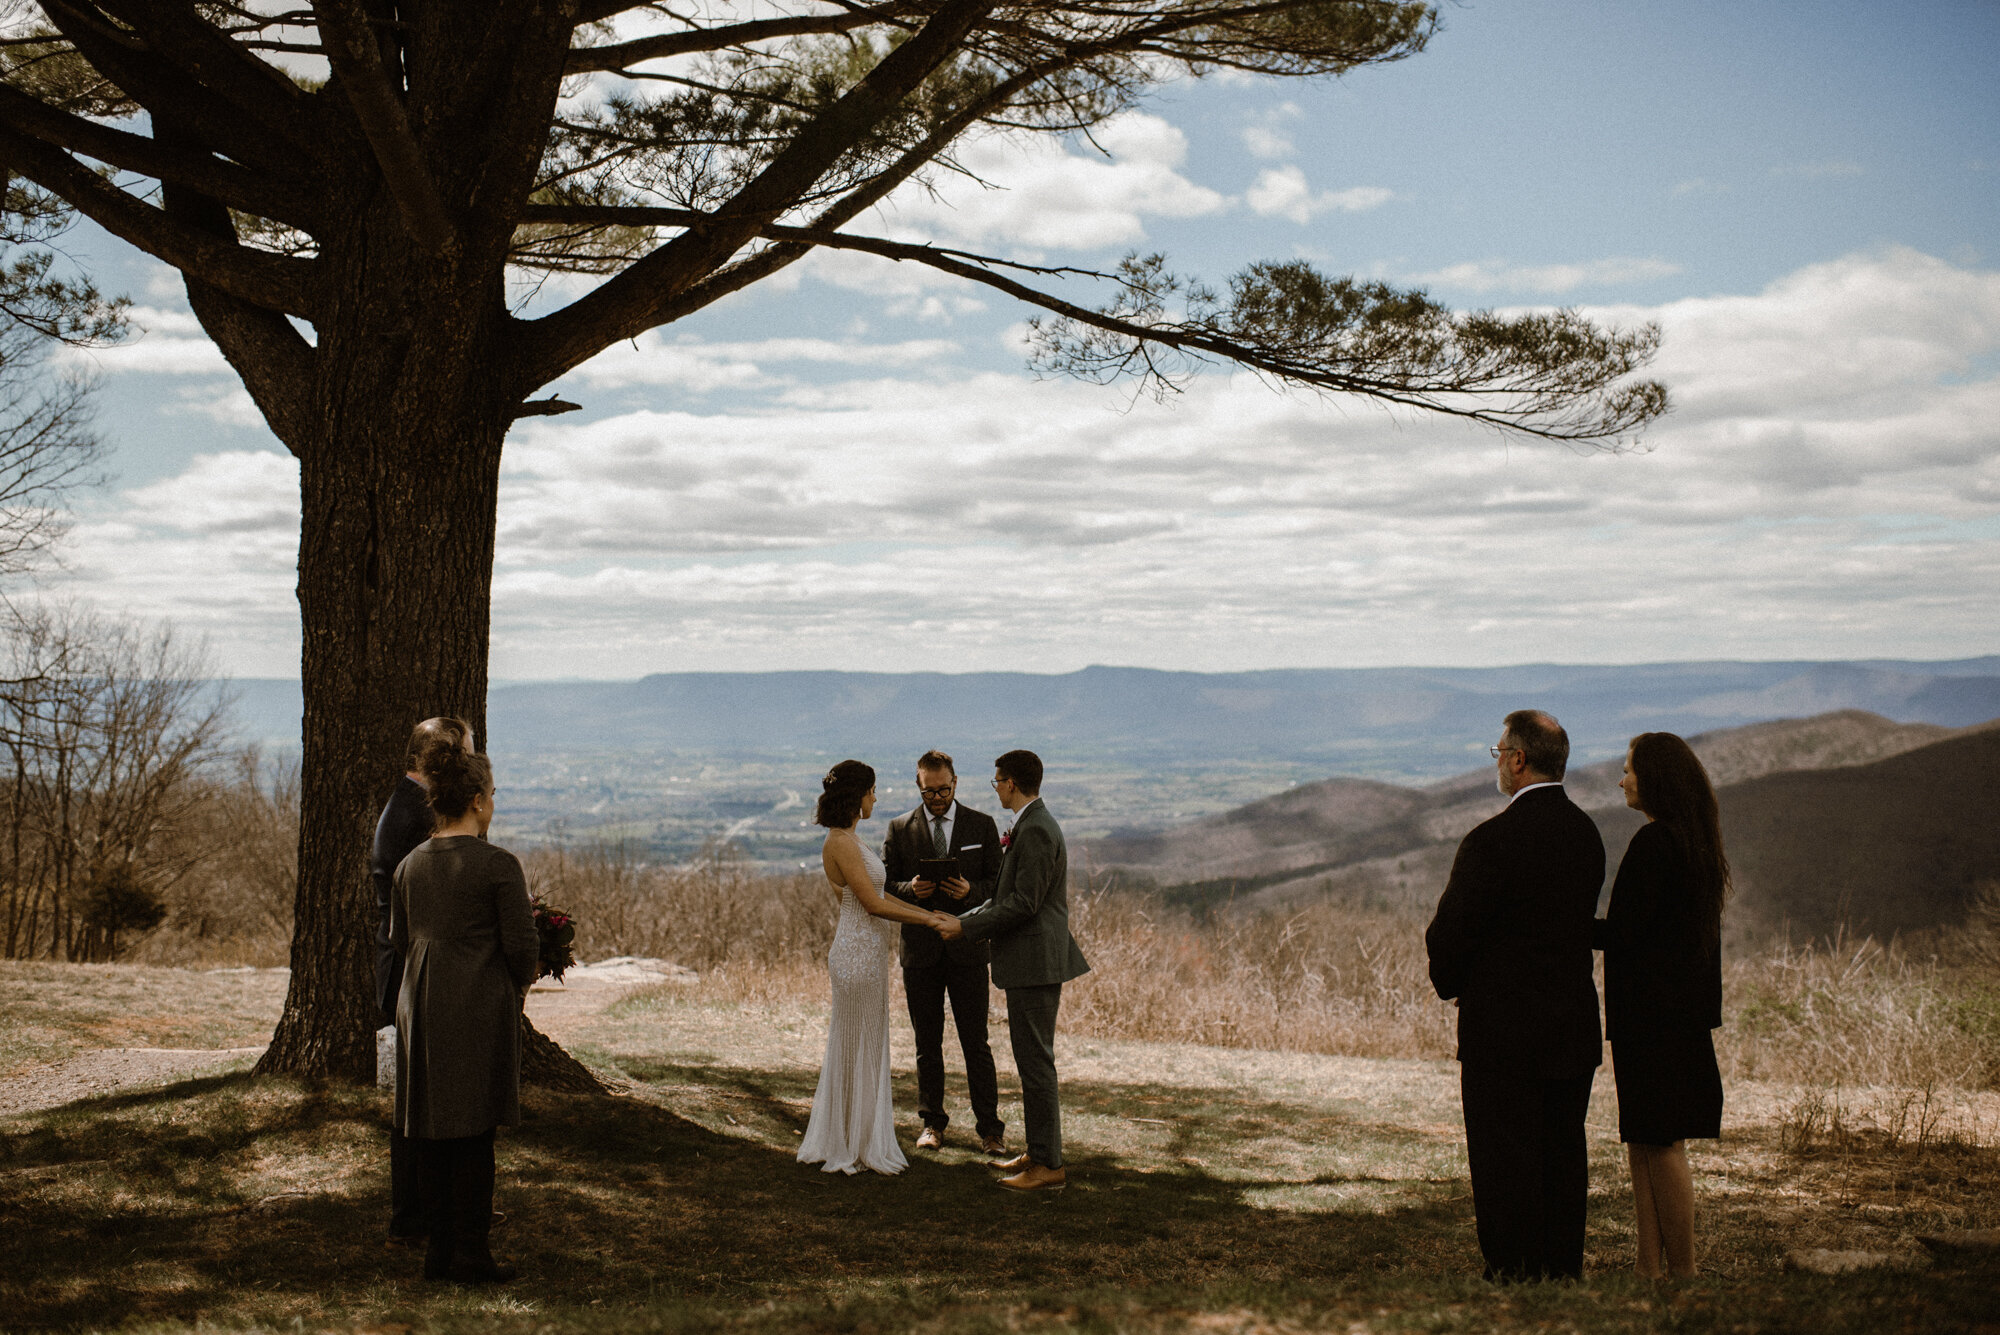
[813,760,874,829]
[424,746,493,829]
[1629,731,1730,954]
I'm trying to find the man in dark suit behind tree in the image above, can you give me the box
[1426,710,1606,1281]
[883,749,1006,1154]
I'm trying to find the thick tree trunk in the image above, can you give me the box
[249,263,595,1090]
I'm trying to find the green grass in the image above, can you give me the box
[0,971,1996,1333]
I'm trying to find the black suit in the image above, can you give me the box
[1426,784,1606,1281]
[371,774,433,1239]
[884,801,1004,1138]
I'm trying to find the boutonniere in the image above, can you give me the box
[1000,829,1013,850]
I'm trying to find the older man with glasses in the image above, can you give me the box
[1427,709,1606,1282]
[882,749,1007,1154]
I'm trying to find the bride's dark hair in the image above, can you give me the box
[813,759,875,829]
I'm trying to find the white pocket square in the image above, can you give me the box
[960,843,983,850]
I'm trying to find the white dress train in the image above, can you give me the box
[797,842,908,1175]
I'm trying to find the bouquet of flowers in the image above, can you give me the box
[529,893,577,982]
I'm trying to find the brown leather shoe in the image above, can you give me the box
[980,1135,1007,1155]
[916,1126,943,1151]
[994,1151,1033,1171]
[999,1163,1066,1192]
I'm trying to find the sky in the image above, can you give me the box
[31,0,2000,679]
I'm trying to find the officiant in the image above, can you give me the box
[884,749,1007,1154]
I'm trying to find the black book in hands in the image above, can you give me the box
[917,856,961,885]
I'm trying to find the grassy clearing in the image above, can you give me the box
[0,961,288,1075]
[3,969,1997,1334]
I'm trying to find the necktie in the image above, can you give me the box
[932,813,948,857]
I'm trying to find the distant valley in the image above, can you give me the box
[221,658,2000,885]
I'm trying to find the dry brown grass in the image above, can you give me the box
[124,835,2000,1110]
[1062,891,1458,1058]
[517,842,2000,1108]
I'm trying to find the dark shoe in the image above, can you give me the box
[994,1151,1033,1171]
[491,1210,507,1230]
[999,1163,1066,1192]
[916,1126,943,1151]
[980,1135,1006,1155]
[448,1243,518,1285]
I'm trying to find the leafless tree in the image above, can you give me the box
[0,601,231,961]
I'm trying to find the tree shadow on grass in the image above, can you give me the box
[0,1068,1480,1329]
[2,1071,1997,1334]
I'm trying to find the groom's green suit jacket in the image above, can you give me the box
[956,798,1090,991]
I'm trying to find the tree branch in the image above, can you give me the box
[511,396,580,418]
[311,0,454,255]
[0,79,315,228]
[514,206,1662,440]
[0,121,316,316]
[566,5,923,73]
[521,0,1001,384]
[36,0,307,176]
[90,0,317,145]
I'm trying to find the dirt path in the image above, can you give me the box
[524,955,696,1043]
[0,957,695,1120]
[0,1047,267,1118]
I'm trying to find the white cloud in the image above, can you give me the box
[120,451,298,534]
[873,113,1227,250]
[572,333,961,390]
[168,385,267,428]
[1414,256,1684,295]
[1242,126,1295,160]
[1244,167,1393,224]
[62,305,231,376]
[47,250,2000,676]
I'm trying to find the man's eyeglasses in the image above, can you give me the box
[1489,746,1520,760]
[918,784,955,799]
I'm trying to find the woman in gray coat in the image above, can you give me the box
[390,747,538,1284]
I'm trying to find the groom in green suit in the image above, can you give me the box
[937,749,1090,1191]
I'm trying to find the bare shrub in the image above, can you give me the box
[520,840,834,1005]
[129,749,298,968]
[0,605,230,960]
[1062,890,1457,1059]
[1721,934,1997,1091]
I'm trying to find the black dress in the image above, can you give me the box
[1593,821,1724,1145]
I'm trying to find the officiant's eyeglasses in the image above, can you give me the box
[1489,746,1520,760]
[918,784,955,798]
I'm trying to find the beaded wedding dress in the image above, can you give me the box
[797,840,908,1175]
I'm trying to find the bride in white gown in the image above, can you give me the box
[798,760,949,1175]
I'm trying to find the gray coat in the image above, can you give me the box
[391,835,539,1139]
[955,798,1090,990]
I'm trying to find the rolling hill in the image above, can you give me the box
[1084,711,2000,941]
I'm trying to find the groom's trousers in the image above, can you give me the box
[1460,1062,1593,1281]
[1005,982,1065,1169]
[905,959,1004,1139]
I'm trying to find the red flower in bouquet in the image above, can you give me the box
[528,893,578,982]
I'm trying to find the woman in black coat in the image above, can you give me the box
[1594,731,1728,1280]
[391,746,539,1285]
